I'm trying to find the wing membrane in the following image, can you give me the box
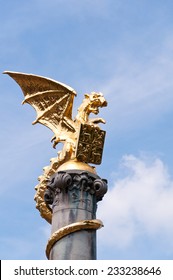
[4,71,76,134]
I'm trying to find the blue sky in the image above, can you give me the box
[1,0,173,260]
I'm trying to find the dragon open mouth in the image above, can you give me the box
[90,106,99,114]
[101,100,108,107]
[93,108,99,114]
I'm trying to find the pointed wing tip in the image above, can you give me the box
[3,70,17,76]
[3,70,29,76]
[2,70,23,75]
[3,71,9,75]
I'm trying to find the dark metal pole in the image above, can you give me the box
[45,168,107,260]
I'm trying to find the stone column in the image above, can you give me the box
[44,169,107,260]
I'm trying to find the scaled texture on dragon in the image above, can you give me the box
[4,71,107,223]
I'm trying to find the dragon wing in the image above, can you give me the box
[4,71,77,134]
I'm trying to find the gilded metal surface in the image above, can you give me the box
[4,71,107,223]
[76,124,106,164]
[57,159,97,174]
[46,219,103,259]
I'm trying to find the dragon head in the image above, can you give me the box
[85,92,108,115]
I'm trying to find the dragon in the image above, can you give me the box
[4,71,107,224]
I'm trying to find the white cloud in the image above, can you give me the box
[98,154,173,251]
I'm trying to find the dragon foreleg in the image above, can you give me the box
[89,117,106,124]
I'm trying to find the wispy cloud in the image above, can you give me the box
[97,35,173,135]
[98,154,173,257]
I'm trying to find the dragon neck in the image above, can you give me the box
[76,99,90,123]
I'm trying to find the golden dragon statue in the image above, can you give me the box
[4,71,107,224]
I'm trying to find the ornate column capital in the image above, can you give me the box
[44,170,108,206]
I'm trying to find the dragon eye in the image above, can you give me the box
[93,94,98,98]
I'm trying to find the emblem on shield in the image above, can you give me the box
[76,124,106,164]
